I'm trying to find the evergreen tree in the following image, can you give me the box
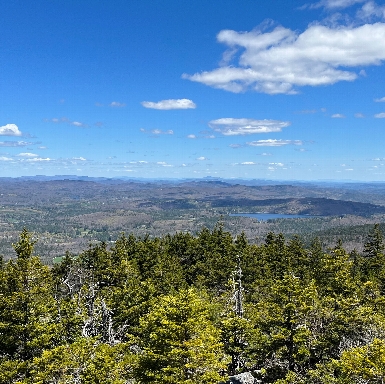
[135,288,226,383]
[0,229,59,380]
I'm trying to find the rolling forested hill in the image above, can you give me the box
[1,177,385,262]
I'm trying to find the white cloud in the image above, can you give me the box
[331,113,345,118]
[375,96,385,102]
[46,117,88,127]
[247,139,303,147]
[309,0,366,9]
[25,157,52,162]
[141,99,196,110]
[270,162,284,166]
[197,156,207,160]
[208,118,290,135]
[0,124,22,136]
[109,101,126,107]
[72,157,86,161]
[17,153,38,157]
[241,161,256,165]
[374,112,385,118]
[187,134,197,139]
[184,23,385,94]
[140,128,174,135]
[0,141,32,147]
[358,1,385,20]
[0,156,13,161]
[354,113,365,117]
[71,121,87,127]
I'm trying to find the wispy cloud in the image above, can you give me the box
[196,156,207,160]
[109,101,126,108]
[354,113,365,118]
[247,139,303,147]
[71,121,87,127]
[17,152,38,158]
[208,118,290,135]
[296,109,318,114]
[358,1,385,20]
[0,124,22,136]
[184,23,385,94]
[0,156,13,161]
[304,0,366,9]
[0,141,32,147]
[331,113,345,118]
[374,112,385,118]
[187,134,197,139]
[374,96,385,102]
[141,98,196,110]
[25,157,52,162]
[140,128,174,135]
[45,117,88,127]
[156,161,173,167]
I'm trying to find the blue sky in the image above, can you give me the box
[2,0,385,181]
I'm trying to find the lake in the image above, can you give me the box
[229,213,316,220]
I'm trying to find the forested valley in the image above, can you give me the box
[2,224,385,383]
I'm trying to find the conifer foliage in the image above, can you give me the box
[1,224,385,383]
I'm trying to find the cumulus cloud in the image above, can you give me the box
[141,99,196,110]
[0,124,22,136]
[374,112,385,118]
[109,101,126,108]
[0,156,13,161]
[196,156,207,160]
[247,139,303,147]
[183,23,385,94]
[0,141,32,147]
[208,118,290,135]
[187,134,197,139]
[331,113,346,118]
[375,96,385,102]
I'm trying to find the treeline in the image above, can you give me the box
[1,224,385,383]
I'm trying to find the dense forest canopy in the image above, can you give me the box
[1,224,385,383]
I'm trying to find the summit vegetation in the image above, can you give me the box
[2,224,385,383]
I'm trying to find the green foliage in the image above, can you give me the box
[27,338,133,384]
[135,288,227,384]
[3,225,385,383]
